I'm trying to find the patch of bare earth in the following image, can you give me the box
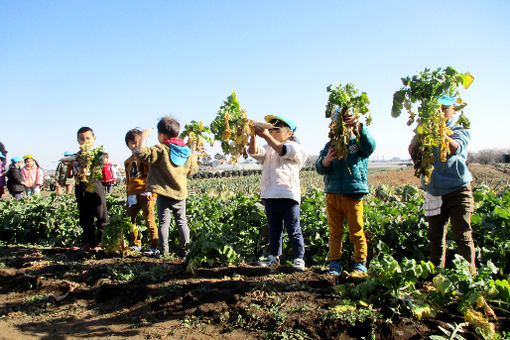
[368,164,510,189]
[1,245,497,339]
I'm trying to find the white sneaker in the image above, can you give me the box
[259,255,280,268]
[293,258,305,271]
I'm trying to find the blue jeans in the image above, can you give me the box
[265,198,305,259]
[25,187,40,196]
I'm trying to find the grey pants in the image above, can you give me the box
[156,195,189,255]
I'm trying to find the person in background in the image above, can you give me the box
[22,155,44,196]
[409,95,476,274]
[101,153,117,194]
[315,108,376,277]
[248,114,307,271]
[0,141,7,170]
[55,151,75,195]
[7,156,26,199]
[124,128,159,254]
[0,152,6,199]
[133,116,198,259]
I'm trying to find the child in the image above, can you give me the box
[22,155,44,196]
[6,156,26,199]
[124,128,159,253]
[55,151,75,195]
[315,109,376,276]
[68,127,109,251]
[101,153,117,194]
[0,152,6,199]
[133,116,198,258]
[410,95,476,274]
[248,114,307,271]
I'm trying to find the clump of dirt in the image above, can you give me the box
[0,245,499,339]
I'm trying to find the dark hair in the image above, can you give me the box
[125,128,143,146]
[157,116,180,138]
[77,126,94,138]
[270,119,298,143]
[103,153,109,158]
[25,157,41,168]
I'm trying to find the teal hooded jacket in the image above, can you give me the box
[315,124,376,196]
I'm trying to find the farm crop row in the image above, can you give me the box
[1,183,509,338]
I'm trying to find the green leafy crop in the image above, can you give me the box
[391,67,474,184]
[180,120,213,163]
[210,92,252,163]
[325,83,372,159]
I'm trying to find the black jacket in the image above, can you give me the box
[7,164,24,194]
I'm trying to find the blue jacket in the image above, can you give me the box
[315,124,376,195]
[422,119,472,196]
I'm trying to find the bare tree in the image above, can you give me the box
[470,148,510,164]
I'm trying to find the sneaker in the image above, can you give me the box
[352,261,367,273]
[131,245,142,252]
[259,255,280,268]
[327,260,342,276]
[350,261,368,278]
[178,248,189,260]
[143,248,160,257]
[293,258,305,271]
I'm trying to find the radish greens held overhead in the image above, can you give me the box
[210,92,253,164]
[391,67,474,184]
[180,120,213,163]
[325,83,372,159]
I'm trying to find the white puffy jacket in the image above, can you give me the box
[249,141,307,203]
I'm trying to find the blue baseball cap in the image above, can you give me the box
[0,151,5,158]
[264,114,297,132]
[11,156,22,163]
[64,150,74,156]
[438,95,457,106]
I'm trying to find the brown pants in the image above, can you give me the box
[427,186,476,273]
[126,193,159,248]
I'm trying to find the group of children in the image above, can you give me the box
[0,154,45,199]
[2,94,477,275]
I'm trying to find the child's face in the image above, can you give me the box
[24,158,34,168]
[269,126,293,143]
[103,156,109,163]
[77,131,96,146]
[441,105,456,120]
[127,135,141,151]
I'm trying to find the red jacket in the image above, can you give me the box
[101,163,117,183]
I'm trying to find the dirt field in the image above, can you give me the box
[1,164,509,339]
[0,245,491,340]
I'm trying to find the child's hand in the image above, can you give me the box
[343,113,360,128]
[253,126,268,138]
[142,128,153,138]
[322,145,338,167]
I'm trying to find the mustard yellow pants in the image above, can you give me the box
[126,193,159,248]
[326,193,367,263]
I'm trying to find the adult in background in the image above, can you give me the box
[55,151,75,195]
[0,141,7,169]
[0,152,6,199]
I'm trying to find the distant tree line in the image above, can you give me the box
[468,148,510,164]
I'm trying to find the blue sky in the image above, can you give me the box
[1,0,509,169]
